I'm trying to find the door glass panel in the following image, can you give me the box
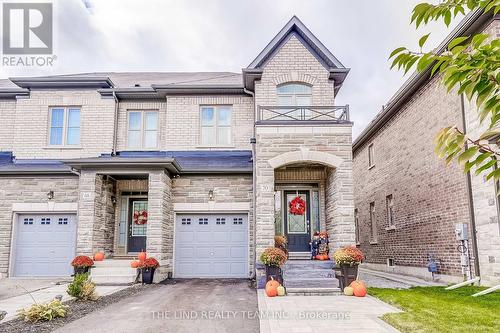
[274,191,283,235]
[131,201,148,236]
[286,193,307,233]
[311,190,320,234]
[119,197,127,246]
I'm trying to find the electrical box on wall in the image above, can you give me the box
[454,223,468,241]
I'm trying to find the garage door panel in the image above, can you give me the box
[14,214,76,277]
[175,214,248,278]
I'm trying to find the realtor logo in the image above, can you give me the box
[2,2,53,54]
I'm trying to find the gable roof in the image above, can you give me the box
[243,16,350,94]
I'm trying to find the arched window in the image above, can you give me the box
[277,83,312,106]
[277,83,312,120]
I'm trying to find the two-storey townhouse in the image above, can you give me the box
[0,17,354,284]
[353,10,500,286]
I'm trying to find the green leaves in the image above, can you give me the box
[394,0,500,185]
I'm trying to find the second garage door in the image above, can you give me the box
[174,214,248,278]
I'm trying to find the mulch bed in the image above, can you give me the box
[0,283,163,333]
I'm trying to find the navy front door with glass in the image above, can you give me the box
[284,191,310,252]
[128,198,147,253]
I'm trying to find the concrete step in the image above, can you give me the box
[93,260,134,267]
[286,287,342,296]
[90,274,138,285]
[288,252,311,260]
[284,278,339,289]
[283,260,334,270]
[91,266,138,276]
[283,269,335,279]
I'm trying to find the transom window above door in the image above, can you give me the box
[200,106,232,146]
[277,83,312,106]
[49,107,81,146]
[127,111,158,149]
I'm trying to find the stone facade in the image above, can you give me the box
[0,176,79,277]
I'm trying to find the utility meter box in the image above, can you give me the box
[455,223,468,241]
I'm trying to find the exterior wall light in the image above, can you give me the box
[47,190,54,200]
[208,189,214,201]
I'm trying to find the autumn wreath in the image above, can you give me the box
[289,196,306,215]
[133,210,148,225]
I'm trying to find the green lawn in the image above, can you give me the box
[369,286,500,333]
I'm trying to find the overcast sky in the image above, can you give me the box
[0,0,463,138]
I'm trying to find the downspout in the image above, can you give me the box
[460,93,481,278]
[111,91,119,156]
[244,87,257,280]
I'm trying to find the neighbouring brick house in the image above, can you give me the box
[353,11,500,286]
[0,16,355,283]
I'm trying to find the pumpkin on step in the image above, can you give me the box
[349,280,366,289]
[277,285,286,296]
[265,278,280,297]
[130,260,140,268]
[93,252,104,261]
[138,251,147,262]
[344,286,354,296]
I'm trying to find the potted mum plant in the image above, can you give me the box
[333,246,364,289]
[139,257,160,284]
[71,255,94,275]
[260,247,287,285]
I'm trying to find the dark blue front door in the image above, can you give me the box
[284,191,310,252]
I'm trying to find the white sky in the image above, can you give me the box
[0,0,463,138]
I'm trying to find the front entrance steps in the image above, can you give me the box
[283,260,341,296]
[90,259,139,285]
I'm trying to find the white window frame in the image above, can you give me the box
[368,143,375,168]
[386,195,395,228]
[48,107,81,146]
[369,202,377,243]
[199,105,232,146]
[276,83,313,120]
[126,110,159,149]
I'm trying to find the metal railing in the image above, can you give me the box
[257,105,350,123]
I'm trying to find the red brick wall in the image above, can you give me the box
[353,75,472,276]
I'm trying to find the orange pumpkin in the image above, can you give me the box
[349,280,366,289]
[93,252,104,261]
[265,278,280,297]
[353,283,367,297]
[130,260,140,268]
[315,255,322,260]
[138,251,147,262]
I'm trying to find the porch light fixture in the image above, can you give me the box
[111,196,117,205]
[208,190,214,201]
[47,190,54,200]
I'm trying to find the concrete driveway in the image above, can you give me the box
[55,279,259,333]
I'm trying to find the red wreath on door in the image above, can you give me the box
[133,210,148,225]
[289,196,306,215]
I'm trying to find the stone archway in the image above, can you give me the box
[268,148,343,170]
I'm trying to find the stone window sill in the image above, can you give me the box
[43,146,83,150]
[196,145,235,149]
[385,226,396,231]
[369,240,378,245]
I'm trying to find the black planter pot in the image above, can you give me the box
[265,265,283,285]
[73,266,90,275]
[141,268,155,284]
[339,264,358,289]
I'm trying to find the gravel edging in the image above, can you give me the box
[0,283,162,333]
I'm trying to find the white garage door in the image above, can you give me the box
[14,214,77,277]
[174,214,248,278]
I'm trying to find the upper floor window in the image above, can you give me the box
[127,111,158,149]
[368,143,375,168]
[49,107,80,146]
[386,195,395,228]
[200,106,232,146]
[354,209,360,244]
[277,83,312,106]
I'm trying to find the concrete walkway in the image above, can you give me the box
[0,280,126,323]
[258,290,401,333]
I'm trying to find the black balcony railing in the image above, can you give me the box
[257,105,350,123]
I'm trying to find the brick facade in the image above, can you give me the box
[353,18,499,284]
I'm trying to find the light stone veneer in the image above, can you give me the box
[0,176,79,278]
